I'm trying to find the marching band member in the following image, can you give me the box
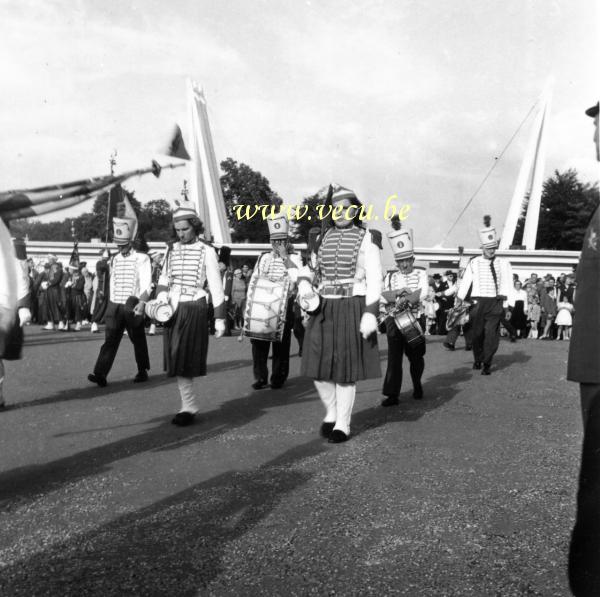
[248,213,301,390]
[155,197,226,426]
[87,202,152,387]
[0,236,32,410]
[456,216,512,375]
[298,185,383,443]
[380,221,428,405]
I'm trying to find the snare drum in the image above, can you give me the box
[144,299,174,323]
[244,275,291,342]
[393,309,424,345]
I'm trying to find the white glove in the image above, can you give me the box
[18,307,32,327]
[65,281,72,288]
[41,281,49,290]
[215,318,226,338]
[359,312,377,340]
[156,291,169,304]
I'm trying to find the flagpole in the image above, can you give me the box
[105,151,117,245]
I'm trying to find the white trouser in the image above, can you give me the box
[0,359,4,405]
[314,380,356,436]
[176,376,199,414]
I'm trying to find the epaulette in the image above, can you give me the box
[369,229,383,250]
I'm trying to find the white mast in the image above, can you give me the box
[187,79,232,245]
[499,79,553,250]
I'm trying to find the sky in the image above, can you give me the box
[0,0,598,251]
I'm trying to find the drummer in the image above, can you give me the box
[380,219,429,405]
[248,212,302,390]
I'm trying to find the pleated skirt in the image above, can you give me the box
[163,298,209,378]
[301,296,381,383]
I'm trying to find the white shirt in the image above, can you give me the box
[457,255,512,303]
[110,250,152,305]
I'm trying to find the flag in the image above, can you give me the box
[68,244,80,270]
[0,162,183,223]
[187,79,232,245]
[165,124,191,160]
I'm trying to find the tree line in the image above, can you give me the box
[9,160,599,251]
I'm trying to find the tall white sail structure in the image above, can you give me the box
[499,81,553,250]
[187,79,232,245]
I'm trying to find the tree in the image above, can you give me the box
[292,192,326,242]
[220,158,281,242]
[139,199,173,242]
[536,169,599,250]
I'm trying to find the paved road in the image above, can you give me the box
[0,327,581,596]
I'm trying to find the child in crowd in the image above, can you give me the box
[527,295,541,339]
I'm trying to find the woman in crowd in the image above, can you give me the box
[509,280,528,338]
[556,273,575,340]
[231,268,247,330]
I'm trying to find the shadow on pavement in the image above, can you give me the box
[0,439,327,596]
[0,375,316,510]
[2,374,173,412]
[351,364,473,438]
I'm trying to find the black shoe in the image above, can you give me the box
[328,430,349,443]
[0,403,6,411]
[252,380,268,390]
[509,336,517,343]
[88,373,107,387]
[298,350,302,357]
[381,395,400,407]
[482,365,491,375]
[413,386,424,400]
[133,370,148,383]
[171,412,195,426]
[472,362,482,370]
[320,422,335,438]
[465,345,472,351]
[443,342,455,351]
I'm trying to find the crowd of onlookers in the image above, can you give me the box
[423,269,577,341]
[23,250,577,345]
[22,251,258,336]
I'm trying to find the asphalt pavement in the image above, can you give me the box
[0,326,582,596]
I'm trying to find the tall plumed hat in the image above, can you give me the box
[172,196,198,222]
[387,216,414,259]
[478,215,498,248]
[267,212,289,240]
[112,196,138,245]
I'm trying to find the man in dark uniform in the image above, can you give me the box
[568,100,600,597]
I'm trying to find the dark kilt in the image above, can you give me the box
[163,298,209,377]
[1,317,24,360]
[301,295,381,383]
